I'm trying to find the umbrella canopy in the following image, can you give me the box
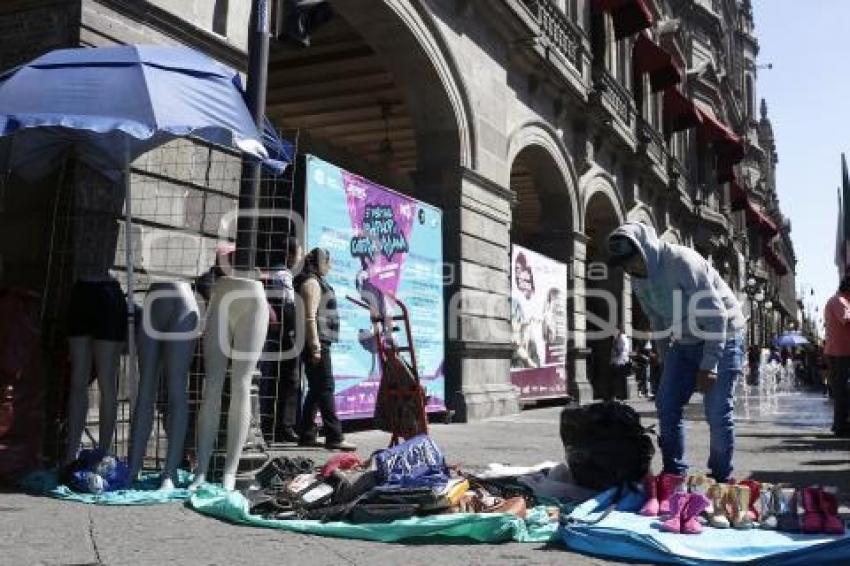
[773,332,810,348]
[0,45,267,180]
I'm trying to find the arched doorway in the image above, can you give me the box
[583,185,625,400]
[509,140,577,401]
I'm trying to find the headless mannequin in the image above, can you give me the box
[64,165,126,465]
[190,274,268,491]
[128,281,199,489]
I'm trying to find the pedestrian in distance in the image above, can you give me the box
[824,273,850,437]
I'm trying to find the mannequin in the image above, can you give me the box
[189,273,268,491]
[128,281,199,489]
[63,164,126,465]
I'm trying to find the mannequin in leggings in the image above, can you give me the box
[128,280,200,489]
[189,261,269,491]
[295,248,356,451]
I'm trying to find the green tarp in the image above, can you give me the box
[188,484,560,544]
[18,469,194,505]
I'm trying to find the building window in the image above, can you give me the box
[745,75,755,119]
[213,0,229,37]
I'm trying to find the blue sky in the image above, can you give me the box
[753,0,846,333]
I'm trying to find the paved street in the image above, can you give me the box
[2,388,848,566]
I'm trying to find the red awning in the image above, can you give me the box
[663,88,701,135]
[633,33,682,92]
[593,0,653,39]
[744,200,779,237]
[695,102,745,163]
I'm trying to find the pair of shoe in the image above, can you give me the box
[801,486,845,535]
[639,473,686,517]
[299,436,358,452]
[659,492,711,534]
[706,482,756,529]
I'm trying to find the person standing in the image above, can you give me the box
[607,222,745,483]
[824,274,850,437]
[610,325,631,400]
[633,340,652,398]
[260,237,303,443]
[295,248,356,451]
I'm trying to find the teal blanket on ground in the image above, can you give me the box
[188,484,559,544]
[561,488,850,565]
[18,469,193,505]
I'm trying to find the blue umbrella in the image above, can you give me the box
[773,332,810,348]
[0,45,274,388]
[0,45,268,180]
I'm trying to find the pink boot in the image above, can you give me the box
[658,474,686,516]
[681,493,711,534]
[801,487,824,534]
[639,474,660,517]
[660,492,690,533]
[819,487,846,535]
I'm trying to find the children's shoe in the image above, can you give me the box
[730,485,753,529]
[759,482,777,529]
[801,486,825,534]
[688,474,716,515]
[660,492,690,533]
[819,487,846,535]
[775,487,801,532]
[639,474,660,517]
[707,484,731,529]
[681,493,711,534]
[738,480,761,523]
[658,473,686,516]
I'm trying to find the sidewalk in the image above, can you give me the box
[1,390,847,566]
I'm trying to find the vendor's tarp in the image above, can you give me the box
[561,488,850,565]
[188,484,558,544]
[18,469,193,505]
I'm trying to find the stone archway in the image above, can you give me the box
[507,123,580,401]
[581,174,626,401]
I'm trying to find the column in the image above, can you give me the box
[567,231,593,403]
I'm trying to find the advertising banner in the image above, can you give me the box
[510,245,568,400]
[304,155,445,419]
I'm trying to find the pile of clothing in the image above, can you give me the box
[243,435,544,523]
[60,448,130,494]
[639,473,846,536]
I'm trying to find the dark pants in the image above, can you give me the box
[259,335,301,440]
[828,356,850,433]
[606,364,630,401]
[299,345,343,443]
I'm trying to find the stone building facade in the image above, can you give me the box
[0,0,797,421]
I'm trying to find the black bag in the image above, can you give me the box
[560,401,655,491]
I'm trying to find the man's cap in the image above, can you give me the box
[607,234,638,267]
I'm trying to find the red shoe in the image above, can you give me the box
[639,474,660,517]
[658,473,686,516]
[738,480,761,522]
[801,487,825,534]
[819,487,846,535]
[681,493,711,535]
[660,492,689,533]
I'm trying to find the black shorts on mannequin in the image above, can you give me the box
[67,280,128,341]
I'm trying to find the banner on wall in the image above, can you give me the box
[510,245,568,400]
[304,155,445,420]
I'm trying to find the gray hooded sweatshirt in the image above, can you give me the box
[610,222,745,373]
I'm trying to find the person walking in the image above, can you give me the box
[295,248,356,451]
[607,222,745,483]
[610,325,632,400]
[824,274,850,437]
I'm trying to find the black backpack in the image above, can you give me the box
[560,402,655,491]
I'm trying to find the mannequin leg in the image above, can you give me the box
[190,293,229,490]
[92,340,122,455]
[128,318,162,479]
[65,337,94,465]
[221,295,268,490]
[160,308,198,489]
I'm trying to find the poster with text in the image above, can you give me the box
[510,245,568,400]
[305,155,445,419]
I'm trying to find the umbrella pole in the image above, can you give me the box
[124,148,137,422]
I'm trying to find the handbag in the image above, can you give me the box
[373,434,450,488]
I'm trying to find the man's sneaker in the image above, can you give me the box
[279,427,300,443]
[325,440,357,452]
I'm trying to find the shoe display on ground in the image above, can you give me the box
[707,484,731,529]
[639,474,659,517]
[730,484,754,529]
[801,486,825,534]
[819,486,846,535]
[758,482,778,529]
[657,473,686,517]
[775,486,801,532]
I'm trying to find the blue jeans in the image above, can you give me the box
[656,334,744,481]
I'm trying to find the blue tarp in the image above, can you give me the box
[561,488,850,565]
[18,469,194,505]
[0,45,268,180]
